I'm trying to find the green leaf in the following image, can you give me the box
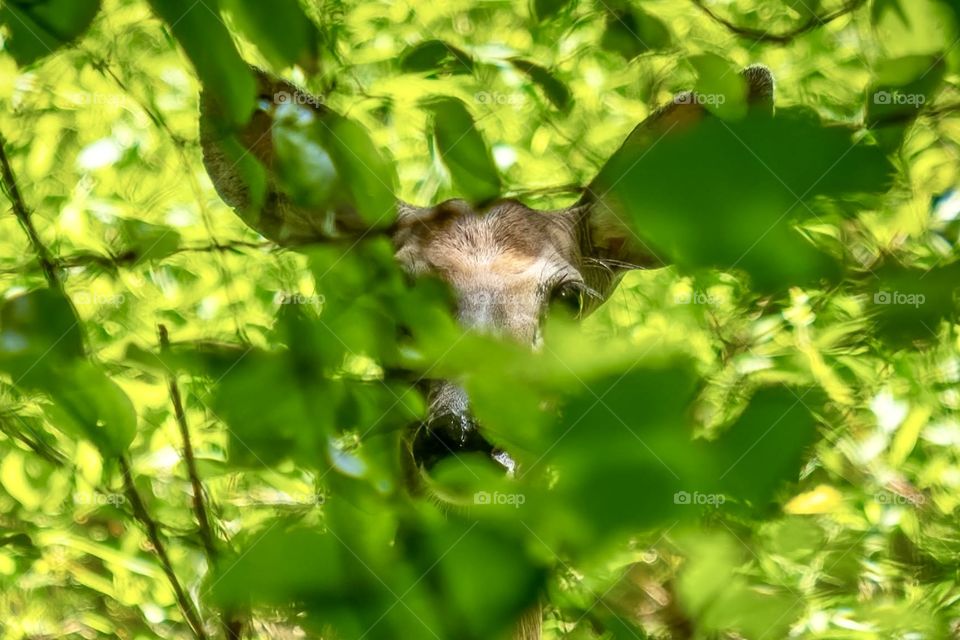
[867,261,960,348]
[426,520,545,638]
[400,39,474,75]
[425,97,501,204]
[866,55,946,129]
[509,58,572,111]
[272,104,397,226]
[0,0,100,65]
[714,386,822,505]
[219,0,319,71]
[600,5,671,59]
[0,288,84,382]
[272,107,340,210]
[323,114,398,226]
[116,219,182,263]
[147,0,255,125]
[595,111,896,289]
[675,530,803,638]
[687,53,748,120]
[533,0,573,21]
[780,0,821,19]
[43,361,137,456]
[210,525,364,605]
[212,350,333,466]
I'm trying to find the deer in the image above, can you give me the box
[199,63,775,640]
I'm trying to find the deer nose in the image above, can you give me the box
[411,413,495,470]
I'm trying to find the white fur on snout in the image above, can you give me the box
[492,450,517,476]
[428,381,470,418]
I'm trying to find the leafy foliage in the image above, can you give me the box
[0,0,959,639]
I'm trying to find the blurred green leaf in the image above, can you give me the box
[147,0,255,125]
[400,39,474,75]
[597,112,895,289]
[0,288,84,382]
[272,104,397,225]
[324,114,398,226]
[0,0,100,65]
[211,350,332,466]
[687,53,748,120]
[601,5,671,59]
[866,55,945,132]
[220,0,319,71]
[510,58,572,111]
[116,219,181,263]
[425,97,501,204]
[42,361,136,455]
[866,261,960,347]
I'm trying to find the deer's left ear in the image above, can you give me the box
[571,65,776,298]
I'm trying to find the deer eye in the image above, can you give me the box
[548,282,584,318]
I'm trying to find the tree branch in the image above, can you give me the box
[120,456,210,640]
[158,324,245,640]
[159,325,217,559]
[0,240,281,278]
[0,134,62,290]
[691,0,867,45]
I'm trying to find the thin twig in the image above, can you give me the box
[159,324,217,559]
[0,134,61,290]
[0,238,322,279]
[157,324,245,640]
[120,456,210,640]
[691,0,867,45]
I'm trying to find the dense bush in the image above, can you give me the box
[0,0,958,638]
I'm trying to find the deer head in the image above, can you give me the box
[199,65,775,477]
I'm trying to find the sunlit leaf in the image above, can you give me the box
[425,96,501,204]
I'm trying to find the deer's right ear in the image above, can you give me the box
[200,68,403,246]
[573,64,776,294]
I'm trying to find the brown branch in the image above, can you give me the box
[0,240,287,278]
[158,324,246,640]
[120,456,209,640]
[691,0,867,45]
[0,234,379,279]
[159,324,217,559]
[0,133,61,290]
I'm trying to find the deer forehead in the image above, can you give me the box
[394,199,580,293]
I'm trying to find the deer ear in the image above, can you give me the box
[574,202,665,271]
[575,65,775,287]
[200,68,402,246]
